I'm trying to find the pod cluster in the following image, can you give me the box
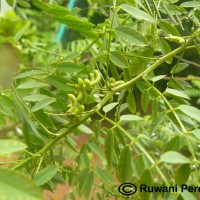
[66,70,101,117]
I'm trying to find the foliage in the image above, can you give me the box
[0,0,200,199]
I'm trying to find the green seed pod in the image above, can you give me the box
[165,34,185,44]
[114,80,124,86]
[78,78,84,86]
[77,90,83,101]
[90,70,101,86]
[84,79,91,88]
[109,96,113,103]
[79,105,85,113]
[89,73,95,81]
[110,77,116,83]
[110,83,115,88]
[67,94,77,113]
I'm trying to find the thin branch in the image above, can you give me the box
[174,55,200,68]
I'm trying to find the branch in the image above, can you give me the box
[174,55,200,68]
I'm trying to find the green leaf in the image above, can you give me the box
[74,168,89,190]
[56,62,83,74]
[152,99,158,118]
[115,26,148,46]
[141,90,149,112]
[139,169,152,200]
[160,151,190,164]
[166,88,190,99]
[120,114,142,121]
[175,164,190,186]
[105,130,114,168]
[0,113,6,127]
[120,4,155,22]
[17,0,31,8]
[181,1,200,7]
[78,124,93,134]
[190,129,200,140]
[32,0,52,12]
[151,75,166,82]
[93,120,101,139]
[17,81,49,89]
[180,190,196,200]
[171,63,189,74]
[81,171,94,198]
[95,167,113,184]
[158,38,172,64]
[114,127,126,146]
[6,0,15,6]
[31,97,56,112]
[103,102,118,113]
[179,105,200,122]
[0,168,42,200]
[0,139,27,155]
[33,166,57,186]
[14,70,46,79]
[159,21,180,36]
[23,94,50,102]
[48,4,70,16]
[164,136,181,152]
[126,92,136,113]
[0,95,15,117]
[88,143,105,159]
[64,52,79,61]
[47,75,74,92]
[53,15,96,38]
[34,110,55,129]
[14,26,29,41]
[110,51,129,69]
[116,146,133,182]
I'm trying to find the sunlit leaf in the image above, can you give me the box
[120,114,142,121]
[105,130,114,168]
[110,51,129,69]
[14,69,47,79]
[103,102,118,113]
[120,4,155,22]
[166,88,190,99]
[33,166,57,186]
[17,81,49,89]
[0,140,27,155]
[115,26,148,46]
[31,97,56,112]
[159,21,180,36]
[181,1,200,7]
[116,146,133,182]
[160,151,190,164]
[179,105,200,122]
[0,168,42,200]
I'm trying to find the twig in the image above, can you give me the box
[174,55,200,68]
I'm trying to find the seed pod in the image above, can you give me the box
[77,90,83,101]
[165,34,185,44]
[78,78,84,86]
[90,70,101,86]
[67,94,77,113]
[84,79,91,88]
[114,80,124,86]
